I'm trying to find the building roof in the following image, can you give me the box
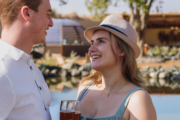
[46,18,89,45]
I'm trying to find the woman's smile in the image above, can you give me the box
[91,55,102,61]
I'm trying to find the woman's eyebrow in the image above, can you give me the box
[91,37,107,42]
[97,37,107,40]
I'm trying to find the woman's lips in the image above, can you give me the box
[91,56,101,61]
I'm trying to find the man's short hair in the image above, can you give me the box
[0,0,42,26]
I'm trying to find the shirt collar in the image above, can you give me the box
[0,39,32,62]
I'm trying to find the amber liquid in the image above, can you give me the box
[74,112,81,120]
[60,110,75,120]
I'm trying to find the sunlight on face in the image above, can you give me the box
[30,0,53,45]
[88,30,119,71]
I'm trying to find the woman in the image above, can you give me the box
[77,15,157,120]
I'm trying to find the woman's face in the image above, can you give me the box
[88,30,121,71]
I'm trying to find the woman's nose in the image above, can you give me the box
[88,44,97,52]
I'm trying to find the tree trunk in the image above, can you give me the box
[128,0,154,57]
[129,3,142,56]
[130,14,149,57]
[129,12,142,56]
[138,13,149,57]
[129,13,150,57]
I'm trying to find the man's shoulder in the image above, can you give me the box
[0,60,7,78]
[0,61,11,87]
[0,40,9,59]
[0,51,7,61]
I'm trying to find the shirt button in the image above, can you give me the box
[30,66,33,70]
[39,87,42,90]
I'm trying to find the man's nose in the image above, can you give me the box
[49,17,53,27]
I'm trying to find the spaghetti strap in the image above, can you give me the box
[115,87,145,117]
[77,84,94,101]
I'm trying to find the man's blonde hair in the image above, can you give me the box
[0,0,42,26]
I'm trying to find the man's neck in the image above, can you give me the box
[1,25,33,54]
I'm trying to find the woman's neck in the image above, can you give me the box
[100,66,128,93]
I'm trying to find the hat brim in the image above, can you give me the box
[84,26,140,58]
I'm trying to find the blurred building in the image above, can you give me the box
[2,14,180,57]
[74,14,180,47]
[45,18,90,56]
[122,14,180,46]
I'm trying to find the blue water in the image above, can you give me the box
[50,88,180,120]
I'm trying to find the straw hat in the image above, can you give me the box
[84,15,140,58]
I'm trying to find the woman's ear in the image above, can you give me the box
[21,6,30,22]
[118,50,125,57]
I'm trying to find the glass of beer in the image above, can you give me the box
[60,100,75,120]
[74,101,81,120]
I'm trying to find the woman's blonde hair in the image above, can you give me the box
[79,31,146,89]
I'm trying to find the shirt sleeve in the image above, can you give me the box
[0,74,16,120]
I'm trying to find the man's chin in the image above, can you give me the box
[33,39,45,45]
[40,37,46,43]
[41,39,46,43]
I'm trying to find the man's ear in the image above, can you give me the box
[21,6,30,22]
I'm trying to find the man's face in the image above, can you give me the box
[30,0,53,44]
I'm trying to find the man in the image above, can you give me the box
[0,0,53,120]
[0,20,2,37]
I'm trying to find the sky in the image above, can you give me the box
[50,0,180,16]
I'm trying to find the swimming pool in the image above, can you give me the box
[50,88,180,120]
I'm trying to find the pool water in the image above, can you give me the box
[50,88,180,120]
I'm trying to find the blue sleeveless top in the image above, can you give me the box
[77,85,144,120]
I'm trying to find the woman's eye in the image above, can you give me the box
[99,40,104,43]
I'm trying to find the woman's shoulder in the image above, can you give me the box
[77,80,94,99]
[127,84,150,106]
[130,88,151,103]
[126,86,157,120]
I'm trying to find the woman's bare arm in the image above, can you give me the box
[128,90,157,120]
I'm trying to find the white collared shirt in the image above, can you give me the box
[0,40,51,120]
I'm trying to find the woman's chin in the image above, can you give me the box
[91,65,101,71]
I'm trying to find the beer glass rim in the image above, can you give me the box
[61,100,80,102]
